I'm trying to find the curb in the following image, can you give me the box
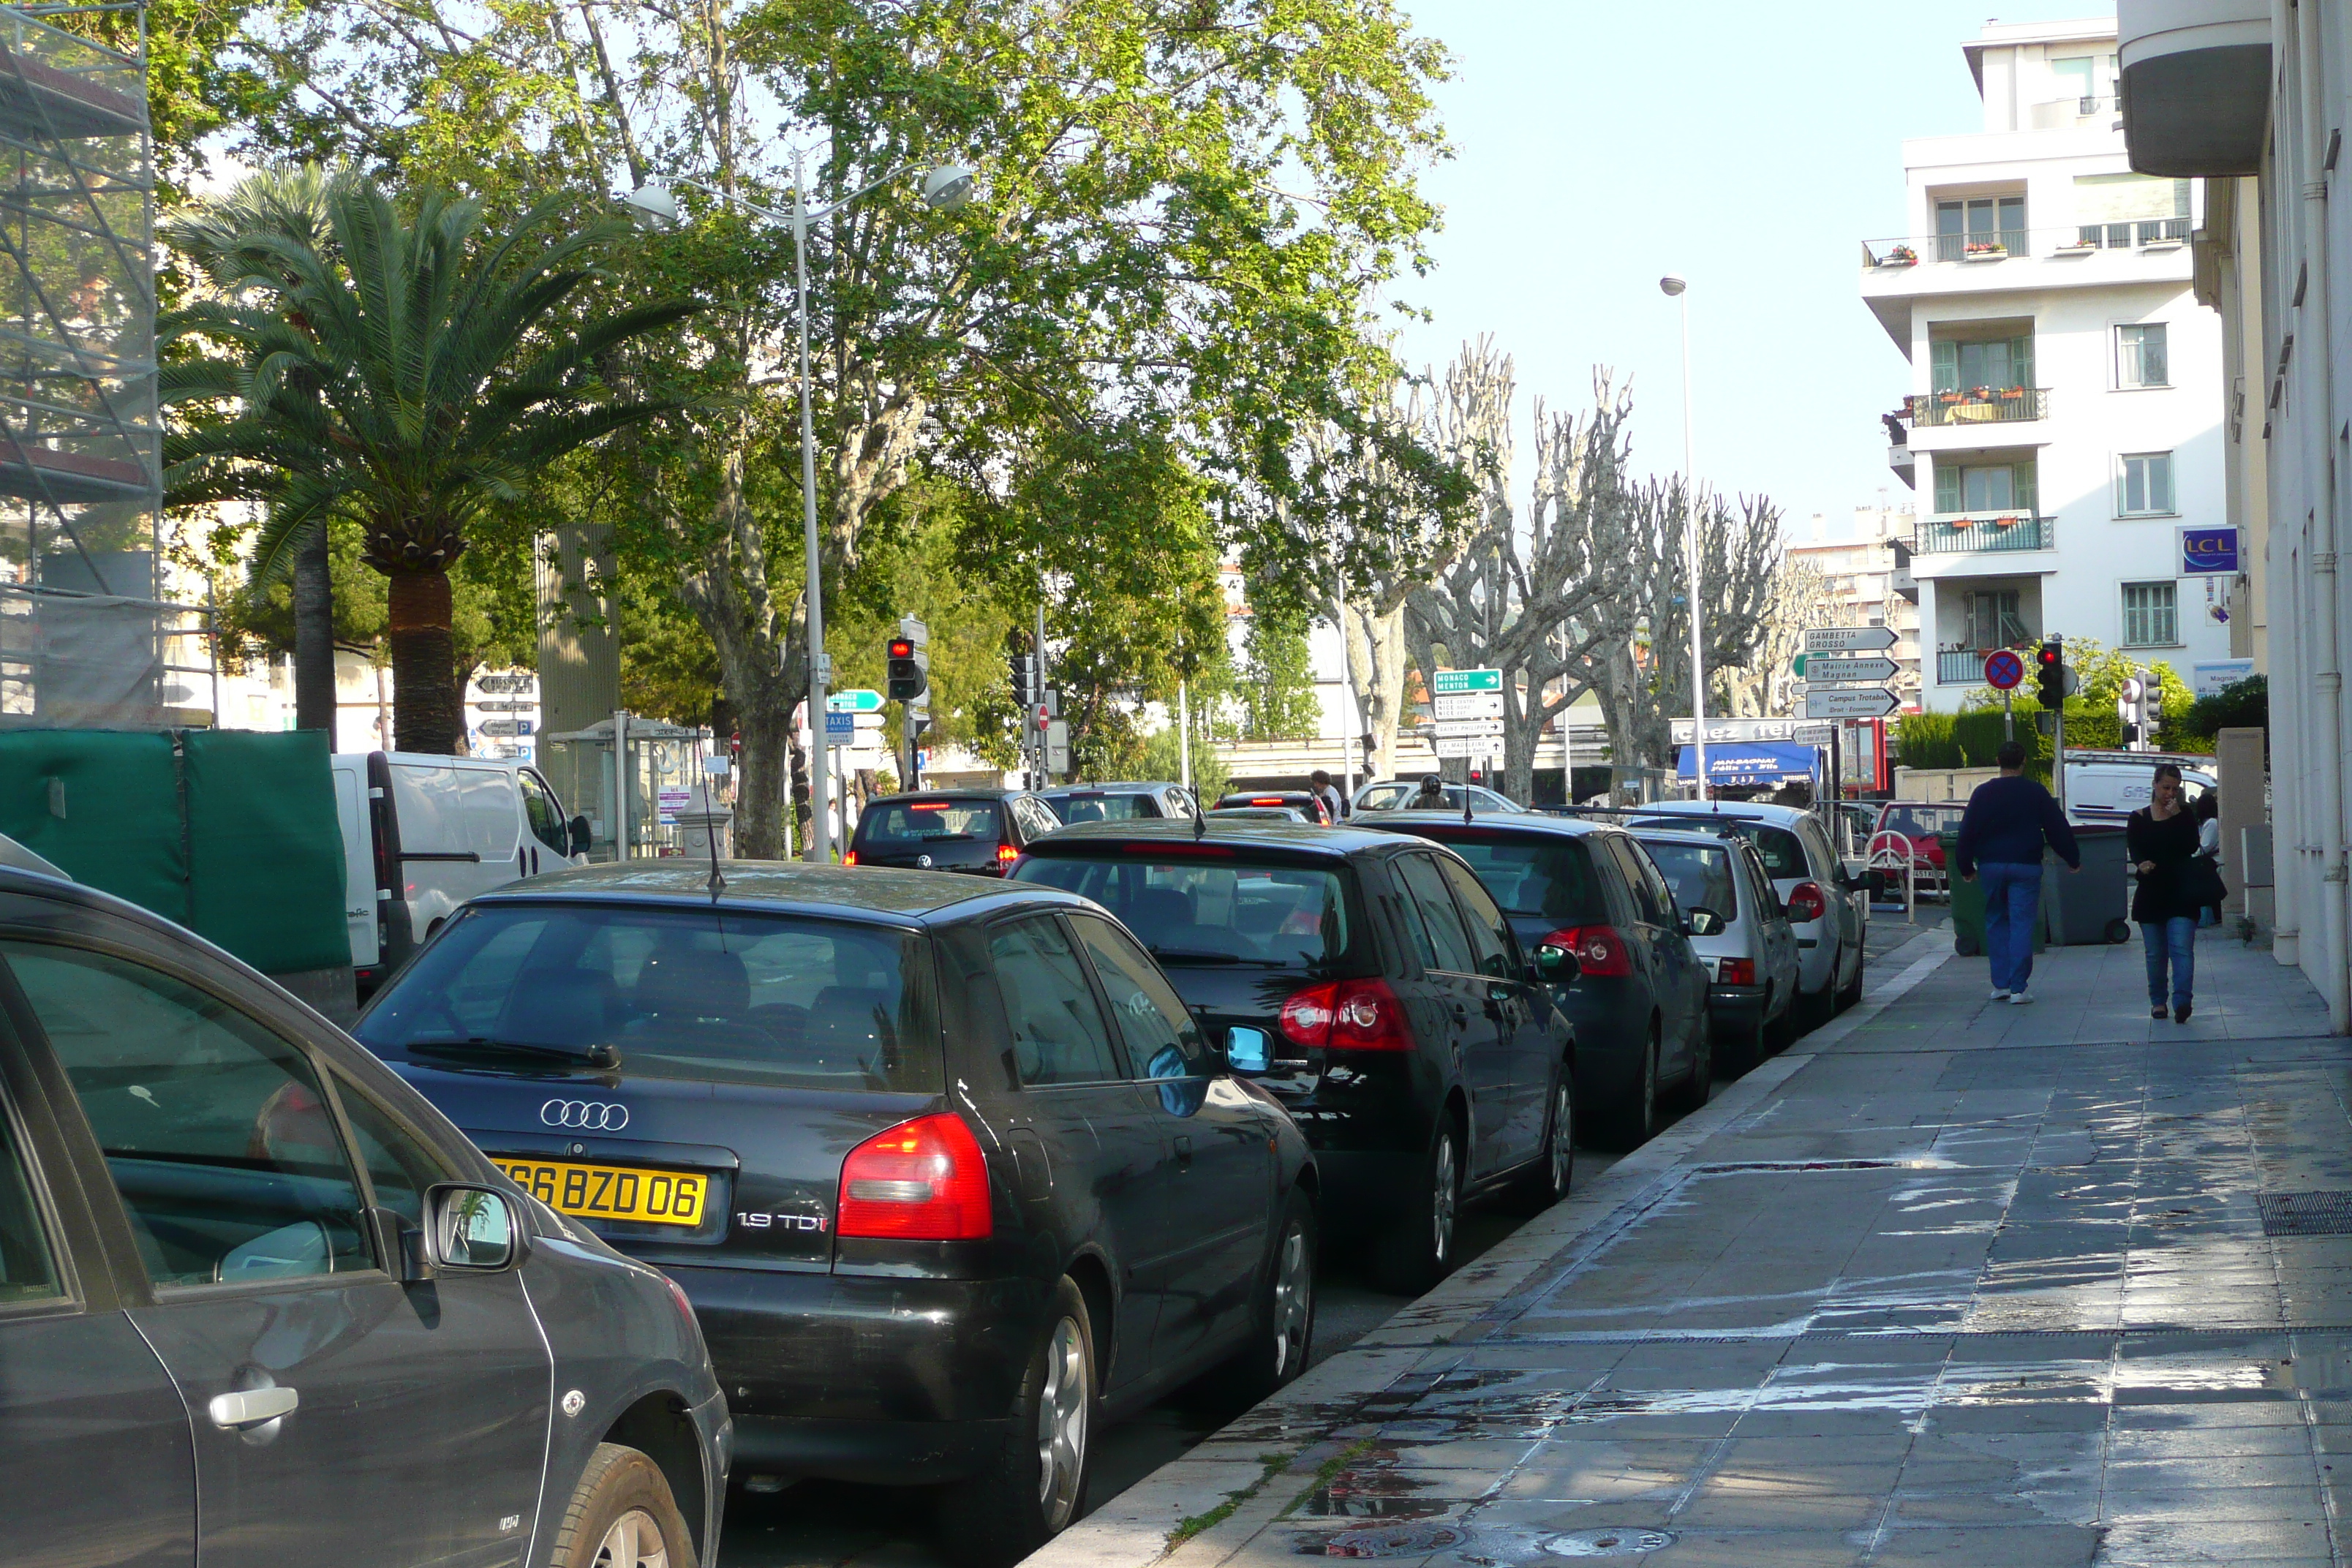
[1024,927,1959,1568]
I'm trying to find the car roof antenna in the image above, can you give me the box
[693,716,727,914]
[1464,776,1474,826]
[1194,788,1207,840]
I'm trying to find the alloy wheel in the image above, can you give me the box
[1431,1132,1459,1266]
[592,1509,668,1568]
[1547,1082,1572,1195]
[1035,1316,1090,1529]
[1271,1221,1313,1377]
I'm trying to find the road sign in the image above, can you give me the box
[1433,736,1495,759]
[1432,717,1506,740]
[1803,687,1899,720]
[1804,656,1901,686]
[1803,625,1900,654]
[1790,652,1807,677]
[1433,692,1504,720]
[827,689,885,713]
[824,710,855,740]
[1431,668,1502,695]
[1983,649,2025,691]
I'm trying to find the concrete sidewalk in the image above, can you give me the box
[1042,927,2352,1568]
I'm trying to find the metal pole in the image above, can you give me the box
[1036,576,1049,787]
[794,151,831,862]
[1679,287,1708,802]
[2002,688,2014,741]
[1334,563,1358,806]
[1178,678,1191,793]
[611,708,629,861]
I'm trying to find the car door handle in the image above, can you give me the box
[209,1387,299,1430]
[1174,1135,1193,1170]
[1450,1002,1469,1025]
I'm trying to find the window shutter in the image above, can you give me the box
[1934,463,1961,513]
[1931,339,1958,392]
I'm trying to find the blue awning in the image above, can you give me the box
[1674,742,1820,787]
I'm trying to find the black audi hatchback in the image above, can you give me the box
[357,862,1317,1567]
[0,866,729,1568]
[848,790,1062,876]
[1013,821,1577,1294]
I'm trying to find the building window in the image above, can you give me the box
[1936,195,2025,260]
[2117,452,2176,516]
[1931,335,2034,391]
[1934,460,2038,514]
[2117,323,2170,388]
[2121,581,2178,647]
[1963,589,2027,650]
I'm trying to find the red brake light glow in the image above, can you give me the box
[910,802,951,812]
[843,849,858,866]
[1717,957,1756,986]
[1278,978,1414,1052]
[1543,925,1632,978]
[836,1114,992,1240]
[1250,797,1285,806]
[1785,881,1828,923]
[996,841,1019,867]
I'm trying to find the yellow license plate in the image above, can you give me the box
[499,1159,709,1228]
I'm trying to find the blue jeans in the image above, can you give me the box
[1980,860,2042,995]
[2143,916,2196,1009]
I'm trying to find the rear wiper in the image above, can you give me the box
[404,1037,622,1069]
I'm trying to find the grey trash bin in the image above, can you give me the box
[2043,823,2133,946]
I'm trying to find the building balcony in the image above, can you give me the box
[2118,0,2269,177]
[1860,223,2194,347]
[1937,648,2025,685]
[1912,511,2054,556]
[1863,221,2188,271]
[1904,387,2049,427]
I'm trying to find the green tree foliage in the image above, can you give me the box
[1137,720,1229,803]
[1240,606,1324,742]
[2180,674,2268,745]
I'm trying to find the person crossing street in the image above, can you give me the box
[1953,740,2081,1006]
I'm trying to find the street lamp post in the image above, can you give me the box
[622,158,975,860]
[1660,274,1706,801]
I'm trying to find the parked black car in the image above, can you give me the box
[1358,812,1714,1150]
[0,867,728,1568]
[1013,821,1576,1293]
[1038,782,1199,823]
[356,862,1316,1567]
[848,789,1063,876]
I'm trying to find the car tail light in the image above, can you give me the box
[1786,881,1828,923]
[843,849,858,866]
[996,841,1019,870]
[1543,925,1632,978]
[1717,957,1756,985]
[837,1114,992,1240]
[1278,978,1414,1052]
[664,1273,700,1331]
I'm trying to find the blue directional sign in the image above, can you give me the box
[2181,527,2238,574]
[824,709,855,741]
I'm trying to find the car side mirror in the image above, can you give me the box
[1530,942,1581,985]
[568,815,592,856]
[1224,1025,1272,1075]
[1685,907,1725,938]
[426,1184,525,1273]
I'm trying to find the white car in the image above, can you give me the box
[2062,753,2215,826]
[1354,778,1523,815]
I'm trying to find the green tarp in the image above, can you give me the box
[0,728,346,975]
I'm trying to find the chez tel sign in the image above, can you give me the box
[1670,717,1836,745]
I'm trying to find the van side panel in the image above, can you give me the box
[331,761,380,968]
[387,757,528,943]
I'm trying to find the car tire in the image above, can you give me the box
[1209,1187,1318,1403]
[1714,1006,1765,1079]
[1763,990,1797,1053]
[546,1442,696,1568]
[1375,1121,1462,1295]
[1835,948,1866,1010]
[1668,1015,1713,1111]
[940,1277,1097,1568]
[1588,1022,1660,1153]
[1502,1071,1575,1214]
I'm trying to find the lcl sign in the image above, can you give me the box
[2180,527,2239,574]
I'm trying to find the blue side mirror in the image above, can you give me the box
[1226,1025,1271,1074]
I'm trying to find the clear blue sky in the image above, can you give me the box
[1390,2,2114,539]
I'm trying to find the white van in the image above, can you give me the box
[2062,751,2217,826]
[331,751,587,990]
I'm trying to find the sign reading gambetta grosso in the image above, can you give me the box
[2180,527,2239,574]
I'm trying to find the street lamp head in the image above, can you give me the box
[921,164,977,211]
[620,181,679,227]
[1659,274,1687,297]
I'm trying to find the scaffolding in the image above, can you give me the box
[0,2,197,726]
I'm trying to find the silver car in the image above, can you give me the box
[1354,779,1523,814]
[1631,827,1801,1074]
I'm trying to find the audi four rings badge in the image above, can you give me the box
[542,1100,628,1131]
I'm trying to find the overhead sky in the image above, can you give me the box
[1387,2,2121,540]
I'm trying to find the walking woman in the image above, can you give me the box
[2129,764,2203,1022]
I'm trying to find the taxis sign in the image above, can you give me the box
[2180,527,2238,574]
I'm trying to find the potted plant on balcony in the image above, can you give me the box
[1963,239,2008,260]
[1881,244,1918,266]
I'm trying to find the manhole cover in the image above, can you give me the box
[2260,1191,2352,1236]
[1539,1529,1675,1558]
[1304,1523,1472,1557]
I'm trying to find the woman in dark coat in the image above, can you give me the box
[2129,763,2204,1022]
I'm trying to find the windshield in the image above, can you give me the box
[1049,793,1156,824]
[858,799,999,846]
[1878,804,1964,838]
[1411,834,1608,924]
[1016,855,1356,970]
[1630,816,1807,878]
[1638,840,1738,924]
[358,904,940,1092]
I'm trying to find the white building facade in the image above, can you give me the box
[1862,18,2235,712]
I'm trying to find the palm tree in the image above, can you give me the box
[161,171,692,753]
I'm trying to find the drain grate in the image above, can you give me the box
[1295,1523,1471,1558]
[2258,1191,2352,1236]
[1542,1529,1676,1558]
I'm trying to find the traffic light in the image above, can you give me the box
[2119,676,2144,745]
[2144,679,2165,741]
[887,635,929,701]
[1009,652,1037,705]
[2035,638,2065,707]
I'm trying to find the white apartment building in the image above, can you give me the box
[1787,503,1924,710]
[1861,18,2235,712]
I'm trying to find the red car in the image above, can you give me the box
[1868,801,1967,897]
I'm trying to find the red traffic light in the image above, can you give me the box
[887,637,916,660]
[2036,644,2062,667]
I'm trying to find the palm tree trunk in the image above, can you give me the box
[387,570,462,754]
[293,520,336,734]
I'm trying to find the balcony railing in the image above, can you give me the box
[1905,387,2050,426]
[1862,220,2193,269]
[1937,649,2017,685]
[1912,512,2054,555]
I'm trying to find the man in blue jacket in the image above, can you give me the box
[1954,741,2081,1005]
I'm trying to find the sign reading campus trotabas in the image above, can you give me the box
[1801,626,1899,654]
[1431,668,1503,694]
[1803,687,1900,719]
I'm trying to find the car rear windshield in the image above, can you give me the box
[1049,792,1156,823]
[1015,853,1357,970]
[1637,840,1738,924]
[1411,833,1609,924]
[1632,816,1807,878]
[357,904,941,1092]
[858,799,999,846]
[1878,805,1964,837]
